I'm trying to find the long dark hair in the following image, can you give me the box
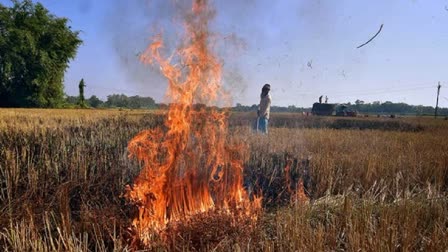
[261,83,270,98]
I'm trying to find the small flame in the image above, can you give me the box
[125,0,259,246]
[284,158,310,205]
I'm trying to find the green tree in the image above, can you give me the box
[64,95,78,105]
[105,94,129,108]
[104,94,156,109]
[0,0,82,107]
[77,78,87,108]
[87,95,103,108]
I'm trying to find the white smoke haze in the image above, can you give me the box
[101,0,443,106]
[102,1,300,103]
[103,0,165,101]
[102,0,340,105]
[103,0,255,104]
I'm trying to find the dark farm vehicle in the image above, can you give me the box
[311,103,357,117]
[335,105,358,117]
[311,103,336,116]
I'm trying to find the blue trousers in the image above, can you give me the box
[257,117,268,134]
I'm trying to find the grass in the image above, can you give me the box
[0,109,447,251]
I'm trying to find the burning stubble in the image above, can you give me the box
[124,0,261,247]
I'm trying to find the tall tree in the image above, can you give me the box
[0,0,82,107]
[78,78,87,108]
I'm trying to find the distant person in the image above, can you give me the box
[257,84,271,134]
[325,96,328,103]
[319,95,323,104]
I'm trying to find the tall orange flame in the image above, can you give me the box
[124,0,260,246]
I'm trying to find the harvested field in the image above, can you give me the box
[1,109,448,251]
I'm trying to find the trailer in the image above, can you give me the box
[311,103,357,117]
[311,103,336,116]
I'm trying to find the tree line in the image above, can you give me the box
[232,100,447,116]
[233,103,307,113]
[65,94,157,109]
[351,100,448,116]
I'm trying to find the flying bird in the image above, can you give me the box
[307,60,313,69]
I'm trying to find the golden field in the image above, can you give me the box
[0,108,447,251]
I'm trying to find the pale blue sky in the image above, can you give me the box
[2,0,447,107]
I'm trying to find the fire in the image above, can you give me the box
[284,158,310,205]
[124,0,260,246]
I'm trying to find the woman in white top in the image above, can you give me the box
[257,84,271,134]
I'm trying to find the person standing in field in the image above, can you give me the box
[257,84,271,134]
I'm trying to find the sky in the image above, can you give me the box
[1,0,448,107]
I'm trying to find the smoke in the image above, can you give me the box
[103,0,252,103]
[212,0,341,104]
[102,0,345,105]
[103,0,177,101]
